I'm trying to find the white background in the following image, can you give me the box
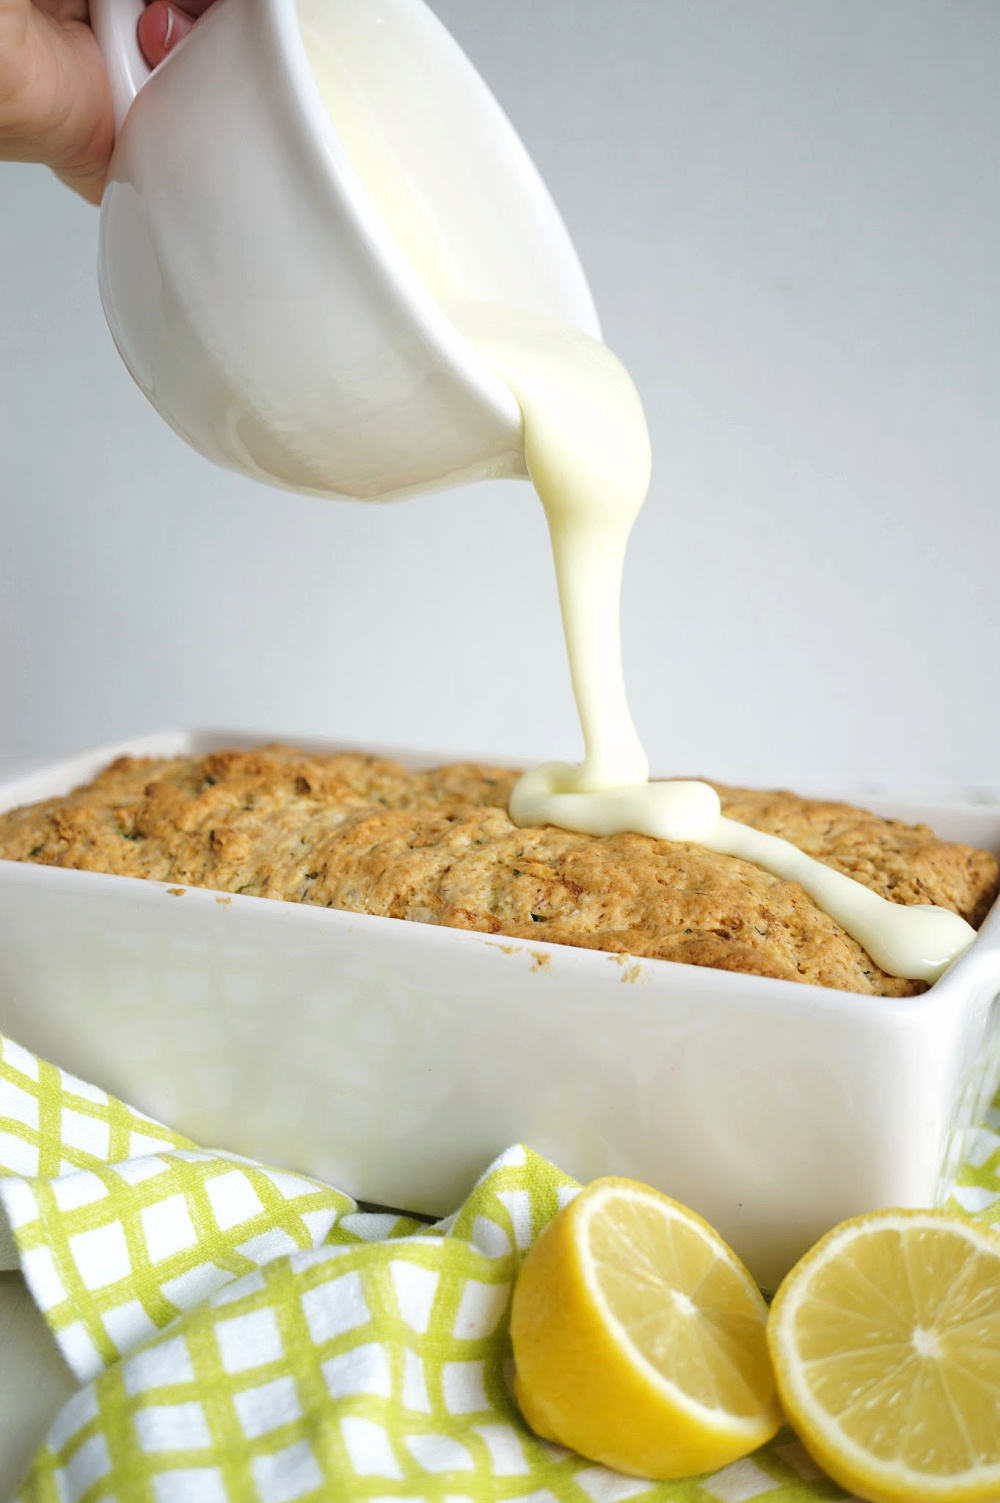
[1,0,998,787]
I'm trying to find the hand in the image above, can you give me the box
[0,0,209,203]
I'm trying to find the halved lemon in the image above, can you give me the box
[510,1176,781,1477]
[768,1208,1000,1503]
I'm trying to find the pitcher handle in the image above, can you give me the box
[91,0,151,135]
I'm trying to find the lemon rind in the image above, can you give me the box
[576,1181,776,1439]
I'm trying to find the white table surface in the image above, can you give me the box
[0,1275,77,1497]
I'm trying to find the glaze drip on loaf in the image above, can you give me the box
[0,746,995,996]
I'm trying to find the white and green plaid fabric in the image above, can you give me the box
[2,1032,999,1503]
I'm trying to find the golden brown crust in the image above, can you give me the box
[0,745,995,996]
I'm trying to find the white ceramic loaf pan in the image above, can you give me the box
[1,729,999,1289]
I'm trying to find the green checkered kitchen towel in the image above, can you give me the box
[2,1033,999,1503]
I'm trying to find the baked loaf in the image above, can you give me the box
[0,745,995,996]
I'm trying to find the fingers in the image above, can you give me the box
[0,5,112,199]
[136,0,194,66]
[54,151,106,202]
[0,0,209,198]
[33,0,89,25]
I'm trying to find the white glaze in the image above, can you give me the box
[508,763,721,843]
[450,305,650,790]
[458,309,975,980]
[703,819,975,984]
[303,18,976,983]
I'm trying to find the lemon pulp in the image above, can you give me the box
[768,1209,1000,1503]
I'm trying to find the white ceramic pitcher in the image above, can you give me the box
[91,0,601,499]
